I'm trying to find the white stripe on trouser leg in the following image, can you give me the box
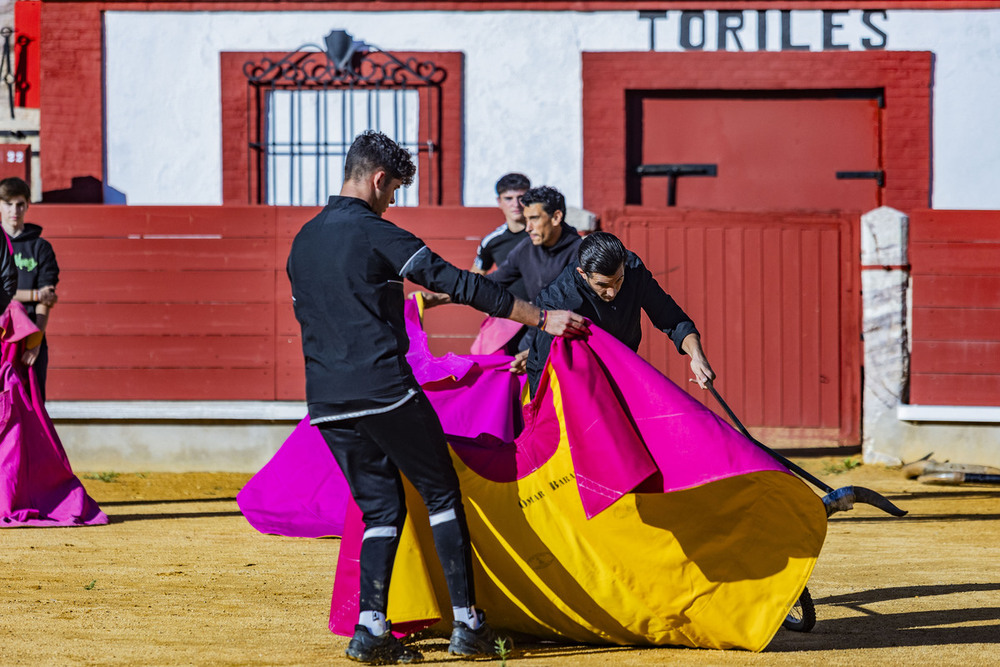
[362,526,398,540]
[428,508,457,526]
[359,610,387,636]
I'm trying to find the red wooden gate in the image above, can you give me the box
[603,208,861,447]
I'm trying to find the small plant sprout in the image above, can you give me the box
[494,636,511,665]
[822,458,862,475]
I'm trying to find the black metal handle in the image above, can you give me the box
[636,163,718,177]
[836,170,885,187]
[705,381,835,494]
[705,381,908,517]
[635,163,718,206]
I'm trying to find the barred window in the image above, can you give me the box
[241,49,449,206]
[265,88,421,206]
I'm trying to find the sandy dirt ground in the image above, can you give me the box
[2,458,998,667]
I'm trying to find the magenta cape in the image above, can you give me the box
[469,316,523,355]
[237,301,523,538]
[0,302,108,528]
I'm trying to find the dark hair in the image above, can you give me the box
[519,186,566,219]
[0,176,30,201]
[495,172,530,195]
[344,130,416,186]
[578,231,627,276]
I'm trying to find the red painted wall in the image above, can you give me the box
[40,3,934,209]
[39,2,105,200]
[909,210,1000,406]
[28,204,504,401]
[583,51,932,215]
[13,1,40,109]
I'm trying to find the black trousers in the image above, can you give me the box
[32,337,48,403]
[319,390,475,613]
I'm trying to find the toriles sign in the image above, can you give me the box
[640,10,888,52]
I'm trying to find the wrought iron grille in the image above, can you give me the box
[244,47,446,206]
[1,27,30,120]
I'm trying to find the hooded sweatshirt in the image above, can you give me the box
[7,223,59,321]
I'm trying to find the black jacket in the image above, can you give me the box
[5,223,57,319]
[527,252,698,394]
[488,223,581,301]
[287,196,516,423]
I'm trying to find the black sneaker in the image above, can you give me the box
[448,612,512,657]
[345,623,422,664]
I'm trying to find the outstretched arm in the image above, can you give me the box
[411,293,587,341]
[414,293,586,338]
[417,290,452,307]
[22,303,49,366]
[681,333,716,389]
[402,246,587,338]
[507,299,588,339]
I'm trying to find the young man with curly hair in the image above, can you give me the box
[287,131,588,664]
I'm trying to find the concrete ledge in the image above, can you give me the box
[47,401,307,421]
[898,404,1000,424]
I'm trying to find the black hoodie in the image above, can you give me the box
[7,223,59,321]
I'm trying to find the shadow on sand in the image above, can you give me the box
[768,582,1000,651]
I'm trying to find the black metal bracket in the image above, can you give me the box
[0,129,38,138]
[836,170,885,188]
[1,27,15,120]
[636,163,718,206]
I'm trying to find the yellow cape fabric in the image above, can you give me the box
[383,369,827,651]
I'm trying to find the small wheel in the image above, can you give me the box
[782,586,816,632]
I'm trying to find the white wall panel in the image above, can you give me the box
[103,9,1000,209]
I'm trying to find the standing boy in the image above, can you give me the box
[471,173,531,299]
[0,177,58,401]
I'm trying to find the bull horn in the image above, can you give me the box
[822,486,908,517]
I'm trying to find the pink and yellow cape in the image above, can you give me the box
[240,299,826,651]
